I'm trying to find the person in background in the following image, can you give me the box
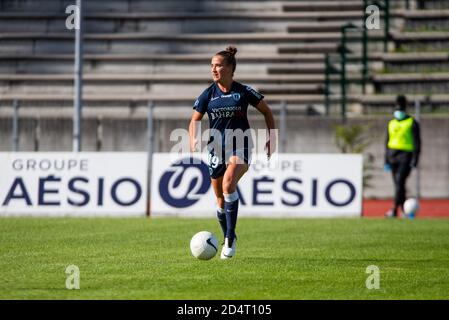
[384,95,421,218]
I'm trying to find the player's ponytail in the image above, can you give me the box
[215,46,237,75]
[225,46,237,57]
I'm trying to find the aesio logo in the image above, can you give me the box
[159,158,210,208]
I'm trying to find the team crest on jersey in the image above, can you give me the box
[232,93,241,101]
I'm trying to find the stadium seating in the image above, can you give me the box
[0,0,448,114]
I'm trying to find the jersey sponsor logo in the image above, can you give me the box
[159,157,210,208]
[194,99,199,107]
[210,94,240,102]
[246,86,262,100]
[209,106,244,120]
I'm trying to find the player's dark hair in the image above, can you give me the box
[396,95,407,111]
[215,46,237,74]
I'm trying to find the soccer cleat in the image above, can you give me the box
[400,210,408,219]
[221,234,237,246]
[384,209,396,218]
[220,237,236,259]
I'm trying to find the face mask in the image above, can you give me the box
[394,110,406,120]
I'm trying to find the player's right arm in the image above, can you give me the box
[190,89,210,152]
[189,111,204,152]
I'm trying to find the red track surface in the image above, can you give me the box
[363,199,449,218]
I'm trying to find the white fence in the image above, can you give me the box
[0,152,363,217]
[151,153,363,217]
[0,152,148,216]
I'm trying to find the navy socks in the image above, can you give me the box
[216,207,227,239]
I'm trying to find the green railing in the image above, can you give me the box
[374,0,391,52]
[324,0,395,122]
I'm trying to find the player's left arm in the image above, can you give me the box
[254,99,276,158]
[411,119,421,168]
[384,127,392,171]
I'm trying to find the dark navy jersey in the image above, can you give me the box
[193,81,264,151]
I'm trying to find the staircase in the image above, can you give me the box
[362,0,449,112]
[1,0,449,150]
[0,0,388,117]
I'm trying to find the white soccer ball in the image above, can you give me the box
[190,231,218,260]
[403,198,419,216]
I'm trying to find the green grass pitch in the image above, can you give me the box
[1,217,448,299]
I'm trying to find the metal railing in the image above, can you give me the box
[324,0,396,122]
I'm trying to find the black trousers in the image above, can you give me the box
[387,150,413,214]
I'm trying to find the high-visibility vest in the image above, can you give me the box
[388,117,415,152]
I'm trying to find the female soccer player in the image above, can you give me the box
[189,46,276,259]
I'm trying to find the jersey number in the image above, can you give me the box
[208,154,220,169]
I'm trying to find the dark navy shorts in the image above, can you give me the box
[207,148,251,179]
